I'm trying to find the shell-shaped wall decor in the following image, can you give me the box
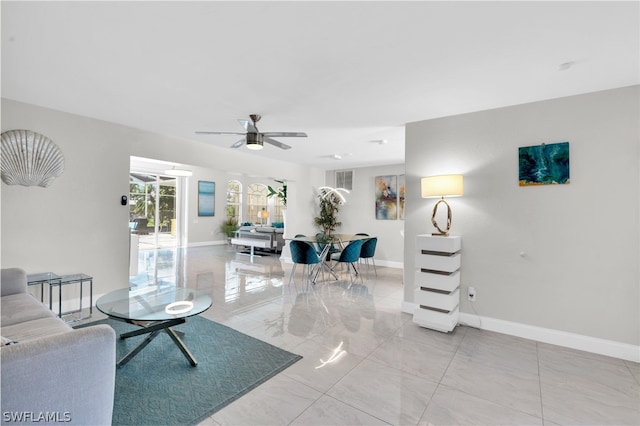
[1,130,65,188]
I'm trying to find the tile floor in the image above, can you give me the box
[129,245,640,425]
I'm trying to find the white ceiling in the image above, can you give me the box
[2,1,638,170]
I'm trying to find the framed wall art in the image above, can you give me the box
[398,174,405,220]
[375,175,398,220]
[198,181,215,216]
[519,141,570,186]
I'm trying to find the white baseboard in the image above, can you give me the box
[188,240,226,247]
[376,259,403,269]
[402,301,639,362]
[459,312,640,363]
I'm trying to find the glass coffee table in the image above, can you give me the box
[96,287,212,368]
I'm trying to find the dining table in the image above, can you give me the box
[288,234,371,283]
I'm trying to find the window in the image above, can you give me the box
[335,170,354,190]
[226,180,242,222]
[247,183,268,224]
[129,173,176,232]
[272,193,285,222]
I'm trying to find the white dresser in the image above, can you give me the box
[413,235,461,332]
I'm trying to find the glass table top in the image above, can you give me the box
[26,272,62,284]
[96,287,212,322]
[289,234,371,243]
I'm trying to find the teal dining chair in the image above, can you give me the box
[359,237,378,277]
[289,240,322,288]
[330,239,363,283]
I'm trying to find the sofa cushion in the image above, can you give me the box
[1,293,55,327]
[1,316,71,343]
[1,268,27,297]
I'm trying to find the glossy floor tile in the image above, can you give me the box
[126,245,639,425]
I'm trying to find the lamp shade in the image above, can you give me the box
[421,174,464,198]
[259,210,269,219]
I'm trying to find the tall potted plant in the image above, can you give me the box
[314,186,348,236]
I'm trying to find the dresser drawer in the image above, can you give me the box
[414,270,460,292]
[415,288,460,312]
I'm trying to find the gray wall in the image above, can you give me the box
[1,99,325,298]
[404,86,639,346]
[325,164,405,267]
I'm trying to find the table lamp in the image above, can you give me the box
[421,174,464,236]
[259,209,269,226]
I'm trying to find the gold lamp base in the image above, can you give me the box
[431,198,451,236]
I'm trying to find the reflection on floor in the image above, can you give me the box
[133,245,638,426]
[136,231,178,250]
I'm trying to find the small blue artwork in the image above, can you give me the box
[198,181,215,216]
[519,142,570,186]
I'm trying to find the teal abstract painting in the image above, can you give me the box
[519,142,570,186]
[198,180,215,216]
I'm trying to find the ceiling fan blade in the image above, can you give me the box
[230,138,245,148]
[262,132,307,138]
[195,131,245,136]
[238,119,259,133]
[264,137,291,150]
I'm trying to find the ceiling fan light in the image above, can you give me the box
[246,132,264,150]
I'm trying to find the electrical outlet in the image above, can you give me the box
[467,286,476,301]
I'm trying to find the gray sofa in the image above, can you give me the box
[235,225,285,253]
[1,268,116,425]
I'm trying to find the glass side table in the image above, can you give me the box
[49,273,93,323]
[26,272,62,304]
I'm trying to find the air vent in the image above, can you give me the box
[335,170,353,190]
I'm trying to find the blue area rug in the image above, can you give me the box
[78,316,302,426]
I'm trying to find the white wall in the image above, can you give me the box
[404,86,640,348]
[325,165,405,267]
[1,99,325,297]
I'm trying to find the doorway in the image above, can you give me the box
[128,157,191,285]
[129,172,178,249]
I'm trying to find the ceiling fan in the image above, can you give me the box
[195,114,307,150]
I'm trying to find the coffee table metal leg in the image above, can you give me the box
[120,318,185,339]
[117,330,161,368]
[165,328,197,366]
[116,318,195,367]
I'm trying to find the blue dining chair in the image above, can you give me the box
[330,239,363,283]
[359,237,378,277]
[289,240,322,288]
